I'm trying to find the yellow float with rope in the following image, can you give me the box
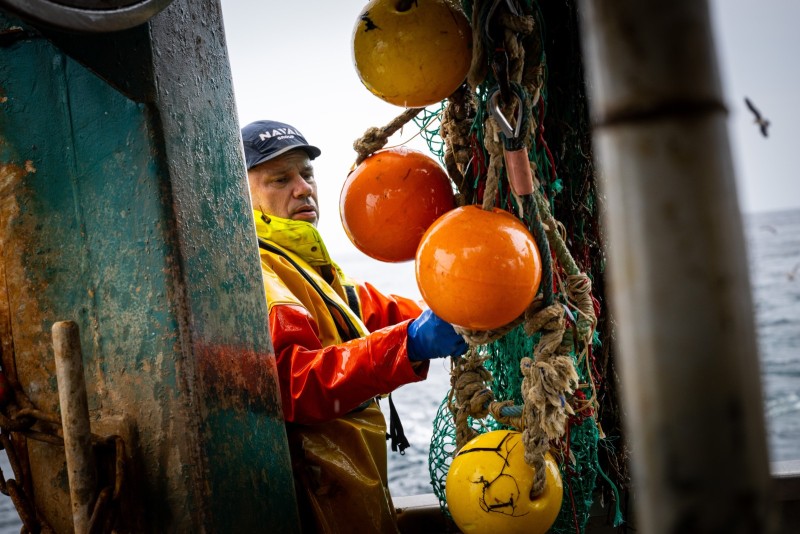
[445,430,563,534]
[352,0,472,107]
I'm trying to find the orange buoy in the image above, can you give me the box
[352,0,472,107]
[415,206,541,330]
[340,147,455,263]
[445,430,563,534]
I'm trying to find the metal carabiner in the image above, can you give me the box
[489,89,533,196]
[488,89,524,141]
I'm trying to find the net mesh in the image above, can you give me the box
[413,106,447,162]
[416,1,623,532]
[350,0,625,531]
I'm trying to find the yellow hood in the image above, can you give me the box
[253,210,332,267]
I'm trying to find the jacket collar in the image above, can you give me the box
[253,210,333,267]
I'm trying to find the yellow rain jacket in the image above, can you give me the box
[254,211,426,533]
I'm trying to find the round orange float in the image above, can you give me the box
[340,147,456,263]
[445,430,563,534]
[352,0,472,107]
[415,206,541,330]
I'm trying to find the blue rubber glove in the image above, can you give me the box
[407,309,469,361]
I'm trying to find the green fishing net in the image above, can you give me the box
[416,1,623,532]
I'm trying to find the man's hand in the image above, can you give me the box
[407,309,469,361]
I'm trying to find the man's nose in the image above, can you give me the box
[293,175,313,197]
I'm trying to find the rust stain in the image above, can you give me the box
[195,343,283,416]
[0,163,26,384]
[28,440,73,534]
[0,163,59,413]
[0,163,25,192]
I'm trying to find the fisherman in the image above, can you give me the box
[241,119,468,533]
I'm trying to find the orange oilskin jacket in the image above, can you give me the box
[254,210,426,533]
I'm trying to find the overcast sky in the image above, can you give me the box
[219,0,799,292]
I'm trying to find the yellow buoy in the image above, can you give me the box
[352,0,472,107]
[445,430,563,534]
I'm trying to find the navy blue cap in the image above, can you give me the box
[241,120,322,170]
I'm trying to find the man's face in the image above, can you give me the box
[247,149,319,226]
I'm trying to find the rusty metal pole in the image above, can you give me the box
[53,321,96,534]
[0,1,300,529]
[577,1,776,532]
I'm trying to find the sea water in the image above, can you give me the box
[0,209,797,529]
[746,209,800,463]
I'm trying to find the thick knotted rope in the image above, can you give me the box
[488,399,522,430]
[454,316,523,347]
[481,116,504,210]
[447,353,524,451]
[440,87,476,204]
[452,298,580,497]
[521,303,579,497]
[353,107,424,165]
[467,0,536,90]
[565,273,596,341]
[448,350,494,451]
[497,9,535,86]
[466,0,489,89]
[535,189,598,341]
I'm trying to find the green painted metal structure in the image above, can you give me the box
[0,0,300,531]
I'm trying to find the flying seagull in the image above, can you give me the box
[788,263,799,282]
[744,97,770,138]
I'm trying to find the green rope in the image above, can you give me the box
[523,194,554,306]
[594,439,625,527]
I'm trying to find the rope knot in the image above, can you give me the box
[352,107,424,165]
[449,351,494,451]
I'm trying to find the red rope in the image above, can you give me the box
[536,98,558,183]
[588,334,603,392]
[470,133,487,205]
